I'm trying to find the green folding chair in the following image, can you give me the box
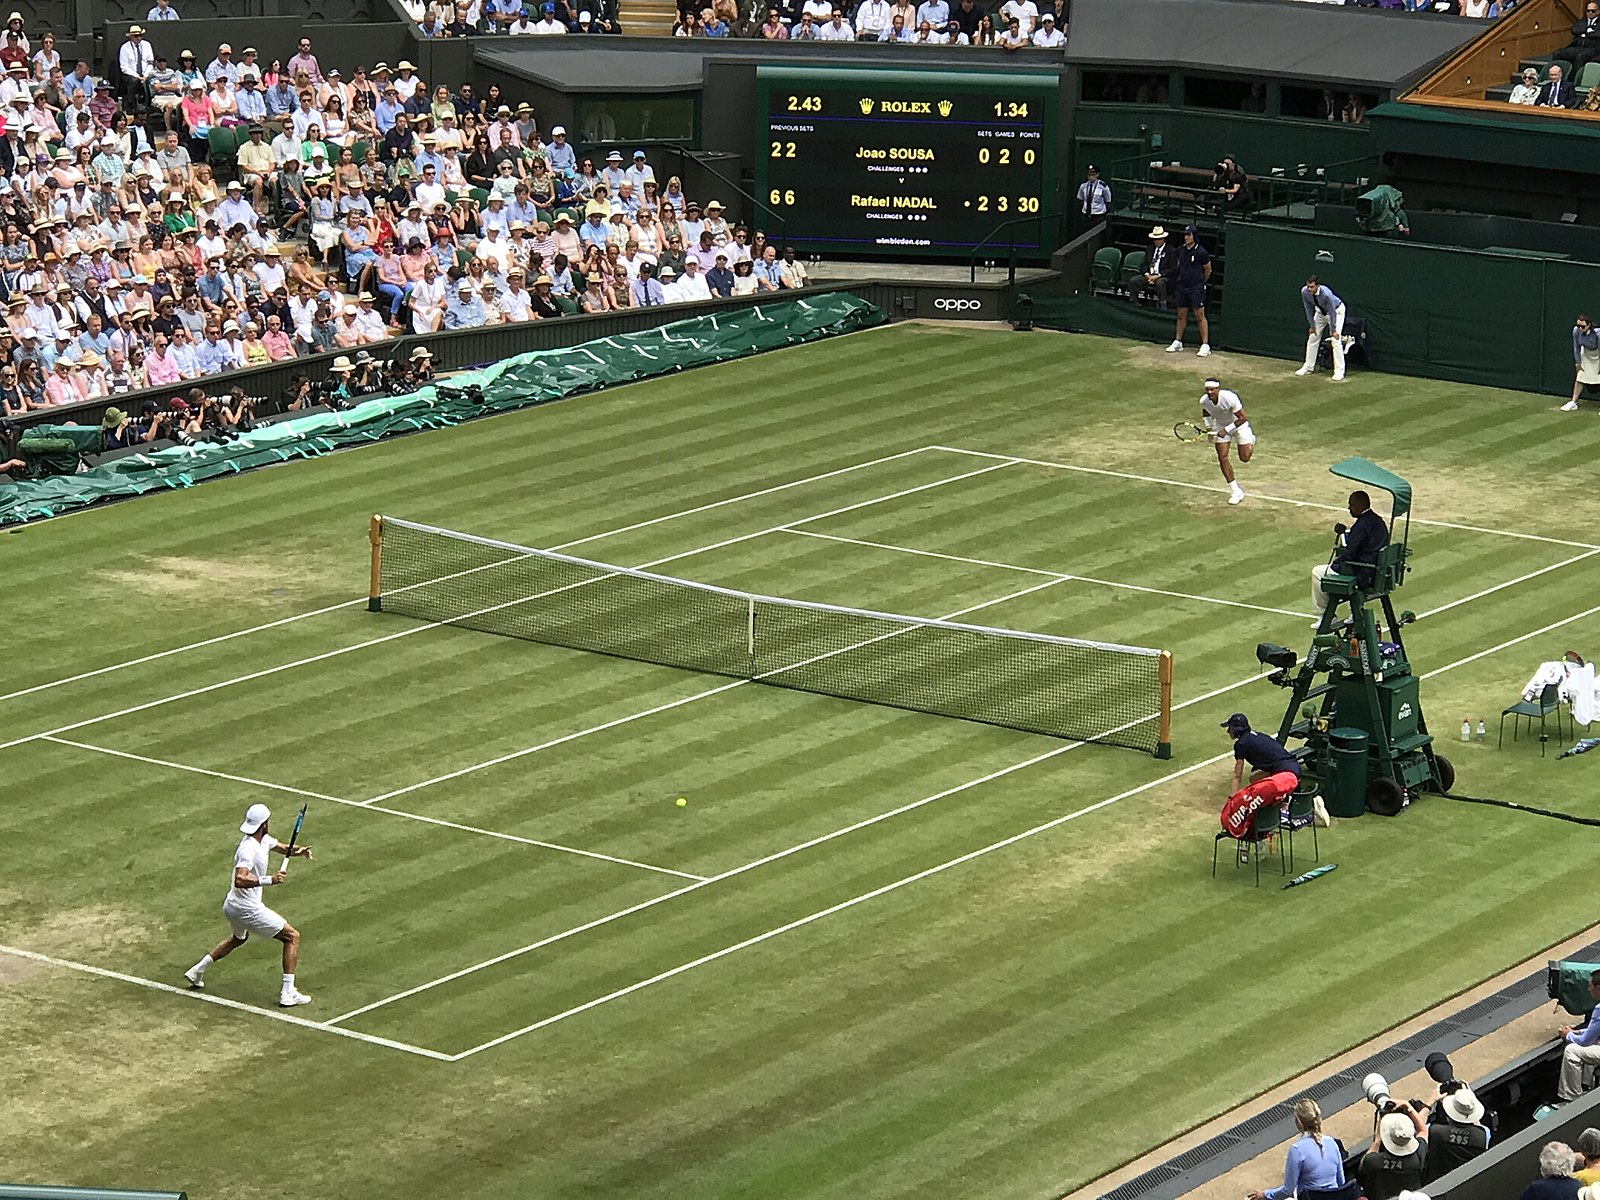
[1279,778,1320,871]
[1500,682,1568,754]
[1090,246,1122,296]
[1213,802,1286,887]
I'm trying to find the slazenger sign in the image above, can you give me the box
[914,290,995,319]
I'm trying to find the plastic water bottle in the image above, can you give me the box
[1476,719,1486,742]
[1461,719,1471,742]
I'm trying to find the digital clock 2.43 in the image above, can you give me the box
[753,66,1059,257]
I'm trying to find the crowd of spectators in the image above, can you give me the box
[0,21,820,429]
[669,0,1067,45]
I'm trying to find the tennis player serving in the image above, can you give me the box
[1200,378,1255,506]
[185,803,315,1007]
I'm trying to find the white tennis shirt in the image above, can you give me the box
[1200,388,1243,428]
[226,835,271,910]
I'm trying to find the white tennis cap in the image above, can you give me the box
[240,802,271,834]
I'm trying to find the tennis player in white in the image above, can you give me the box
[185,803,314,1006]
[1200,379,1255,505]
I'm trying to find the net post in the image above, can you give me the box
[368,515,384,612]
[1155,650,1174,759]
[746,596,756,677]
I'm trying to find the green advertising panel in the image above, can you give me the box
[755,66,1059,257]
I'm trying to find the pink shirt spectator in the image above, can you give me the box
[143,347,181,386]
[45,369,88,405]
[261,329,296,360]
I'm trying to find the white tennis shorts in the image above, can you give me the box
[222,900,286,941]
[1217,420,1256,448]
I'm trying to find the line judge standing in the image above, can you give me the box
[1297,275,1346,382]
[1076,164,1110,230]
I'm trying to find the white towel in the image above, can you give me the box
[1569,662,1598,727]
[1524,661,1567,702]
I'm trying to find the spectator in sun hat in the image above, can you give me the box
[1424,1082,1491,1183]
[1357,1103,1428,1200]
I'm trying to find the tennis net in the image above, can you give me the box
[369,516,1174,755]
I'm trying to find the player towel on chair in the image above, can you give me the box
[1220,771,1300,838]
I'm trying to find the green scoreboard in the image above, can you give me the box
[753,66,1059,258]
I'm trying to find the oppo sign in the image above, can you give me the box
[915,291,993,320]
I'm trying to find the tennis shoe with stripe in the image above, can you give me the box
[279,988,312,1007]
[183,966,205,990]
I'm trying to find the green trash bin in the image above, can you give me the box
[1327,726,1369,817]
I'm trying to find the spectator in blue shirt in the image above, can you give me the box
[1248,1099,1345,1200]
[706,252,734,297]
[264,77,296,119]
[194,260,231,313]
[754,245,785,291]
[916,0,950,25]
[194,323,239,374]
[1559,974,1600,1101]
[235,75,267,123]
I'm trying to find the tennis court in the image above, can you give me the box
[8,323,1600,1199]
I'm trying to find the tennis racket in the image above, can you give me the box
[1173,421,1209,443]
[280,804,307,876]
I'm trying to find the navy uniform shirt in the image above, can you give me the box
[1234,731,1300,778]
[1176,240,1210,284]
[1335,509,1390,587]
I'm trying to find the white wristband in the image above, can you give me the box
[1221,423,1236,436]
[258,875,273,886]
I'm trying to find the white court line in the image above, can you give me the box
[933,446,1600,552]
[446,750,1233,1060]
[1422,604,1600,678]
[326,660,1264,1027]
[0,944,452,1061]
[362,574,1062,806]
[445,598,1600,1057]
[43,737,706,883]
[0,444,944,707]
[785,529,1315,619]
[1418,551,1600,620]
[0,457,1017,758]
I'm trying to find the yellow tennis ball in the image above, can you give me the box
[676,797,687,807]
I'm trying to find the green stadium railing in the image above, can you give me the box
[3,282,911,442]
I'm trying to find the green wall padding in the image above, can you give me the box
[0,294,886,527]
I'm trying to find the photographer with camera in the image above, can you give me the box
[347,350,387,398]
[1357,1074,1428,1200]
[282,372,315,413]
[1426,1080,1491,1182]
[220,385,255,436]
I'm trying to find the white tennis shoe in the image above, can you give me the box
[183,966,205,990]
[1562,400,1580,411]
[1331,373,1345,382]
[1197,344,1211,357]
[1165,340,1183,352]
[1228,484,1245,506]
[279,988,312,1007]
[1294,366,1312,376]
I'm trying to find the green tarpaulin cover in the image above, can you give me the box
[0,294,884,526]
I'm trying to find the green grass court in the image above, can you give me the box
[6,322,1600,1199]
